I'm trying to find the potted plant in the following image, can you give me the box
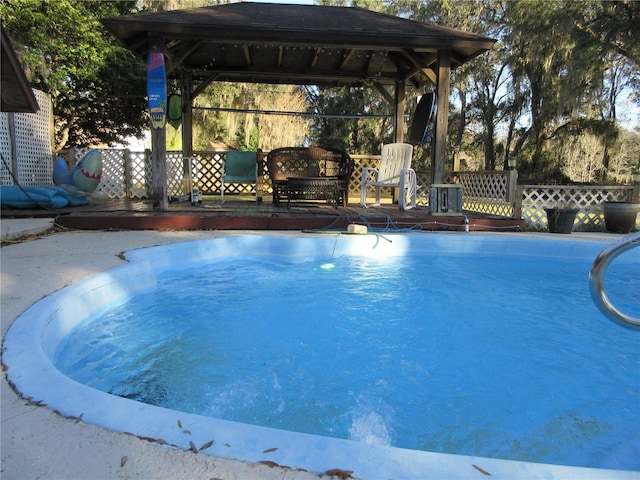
[545,201,579,234]
[603,201,639,234]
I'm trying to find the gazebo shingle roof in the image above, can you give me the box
[103,2,495,88]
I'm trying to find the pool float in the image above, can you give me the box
[53,149,102,194]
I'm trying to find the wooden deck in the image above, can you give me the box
[2,195,526,233]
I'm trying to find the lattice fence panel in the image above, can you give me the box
[349,155,379,198]
[259,157,271,195]
[0,114,12,185]
[350,157,456,207]
[456,171,514,217]
[415,171,432,206]
[0,90,53,186]
[192,152,221,195]
[352,155,432,203]
[98,150,127,198]
[65,146,638,232]
[166,151,190,198]
[128,151,151,198]
[75,148,129,198]
[522,185,636,231]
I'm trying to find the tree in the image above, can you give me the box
[398,0,638,182]
[1,0,147,151]
[191,82,311,152]
[306,86,393,154]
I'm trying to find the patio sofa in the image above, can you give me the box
[266,147,354,207]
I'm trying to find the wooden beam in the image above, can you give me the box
[149,37,168,211]
[398,50,438,85]
[310,47,321,69]
[422,67,437,85]
[181,71,193,158]
[192,73,219,98]
[432,50,451,185]
[150,127,167,211]
[192,68,394,86]
[393,80,406,143]
[164,40,202,75]
[371,81,394,105]
[338,48,355,69]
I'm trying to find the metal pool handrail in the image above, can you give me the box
[589,231,640,330]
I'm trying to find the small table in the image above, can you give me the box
[285,177,341,208]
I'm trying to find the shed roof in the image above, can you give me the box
[102,2,495,88]
[1,26,39,113]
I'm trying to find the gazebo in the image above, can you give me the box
[102,2,495,210]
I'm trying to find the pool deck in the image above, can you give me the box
[0,223,634,480]
[2,196,526,232]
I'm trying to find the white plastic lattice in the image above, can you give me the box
[0,114,12,185]
[457,171,514,217]
[521,185,635,231]
[70,147,639,232]
[128,151,151,199]
[0,89,53,186]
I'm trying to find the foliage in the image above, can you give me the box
[0,0,147,151]
[305,86,394,154]
[191,82,310,152]
[402,0,638,184]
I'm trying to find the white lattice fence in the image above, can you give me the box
[128,151,151,198]
[98,150,127,198]
[456,171,516,217]
[166,152,188,198]
[74,148,128,198]
[415,171,431,206]
[0,89,53,187]
[184,151,267,196]
[522,185,637,231]
[350,155,379,199]
[0,114,10,185]
[350,155,435,205]
[349,157,516,212]
[193,152,221,194]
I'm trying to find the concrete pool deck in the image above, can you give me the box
[0,221,635,479]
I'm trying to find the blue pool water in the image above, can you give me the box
[53,234,640,471]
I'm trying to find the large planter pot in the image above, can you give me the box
[603,202,639,234]
[546,208,578,234]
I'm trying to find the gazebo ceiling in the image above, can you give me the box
[102,2,495,89]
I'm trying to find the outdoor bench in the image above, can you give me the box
[266,147,354,207]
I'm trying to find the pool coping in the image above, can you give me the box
[2,230,638,479]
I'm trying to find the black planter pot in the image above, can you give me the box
[603,202,639,234]
[546,208,578,234]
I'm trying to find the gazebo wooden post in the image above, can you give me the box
[150,121,167,210]
[393,80,406,143]
[181,71,193,158]
[149,37,168,211]
[432,50,451,185]
[179,71,194,200]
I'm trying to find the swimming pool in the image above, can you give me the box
[3,233,639,479]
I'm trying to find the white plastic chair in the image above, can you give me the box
[360,143,416,210]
